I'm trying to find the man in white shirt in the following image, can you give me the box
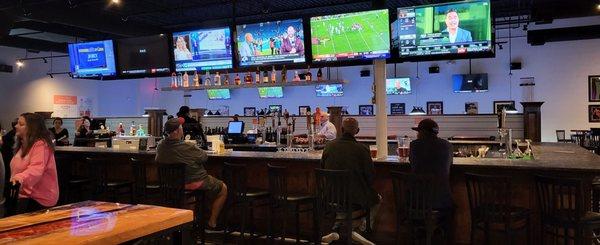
[317,113,337,141]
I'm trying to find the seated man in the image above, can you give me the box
[155,118,227,232]
[320,118,379,245]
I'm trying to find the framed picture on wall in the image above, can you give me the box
[589,75,600,102]
[465,102,479,115]
[243,107,256,117]
[390,103,405,115]
[299,106,311,116]
[426,101,443,115]
[590,105,600,122]
[359,105,374,116]
[493,100,516,114]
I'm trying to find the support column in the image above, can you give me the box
[521,102,544,142]
[374,59,388,158]
[144,108,166,136]
[327,106,343,138]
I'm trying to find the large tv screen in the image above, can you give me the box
[316,84,343,97]
[68,40,116,78]
[207,89,231,100]
[311,9,390,62]
[172,27,233,72]
[116,35,171,76]
[258,87,283,98]
[386,78,411,95]
[236,19,306,66]
[396,0,492,60]
[452,74,488,93]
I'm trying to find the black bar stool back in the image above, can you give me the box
[56,155,91,204]
[131,158,160,204]
[5,182,21,217]
[86,157,134,203]
[158,163,186,208]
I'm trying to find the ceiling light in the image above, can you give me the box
[597,3,600,10]
[409,106,426,115]
[111,0,120,4]
[15,60,24,67]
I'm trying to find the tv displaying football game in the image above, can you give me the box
[172,27,233,72]
[236,19,306,66]
[386,78,411,95]
[258,87,284,98]
[68,40,116,78]
[316,84,343,97]
[207,89,231,100]
[396,0,492,60]
[116,35,171,76]
[452,74,488,93]
[310,9,391,62]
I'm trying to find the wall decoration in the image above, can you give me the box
[390,103,405,115]
[465,102,479,115]
[53,95,78,118]
[590,105,600,122]
[589,75,600,102]
[493,100,516,114]
[359,105,374,116]
[243,107,256,116]
[426,101,443,115]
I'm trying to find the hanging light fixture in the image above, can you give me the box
[504,18,518,115]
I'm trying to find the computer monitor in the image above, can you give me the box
[227,121,245,134]
[90,118,106,130]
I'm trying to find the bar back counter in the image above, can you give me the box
[55,142,600,244]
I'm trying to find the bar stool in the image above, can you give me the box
[55,155,91,204]
[130,158,160,204]
[391,171,447,245]
[221,162,269,244]
[465,173,531,245]
[313,168,371,244]
[556,130,574,143]
[158,163,206,244]
[536,175,600,245]
[5,182,21,217]
[86,157,134,203]
[267,164,314,243]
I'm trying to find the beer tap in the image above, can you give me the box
[497,108,513,158]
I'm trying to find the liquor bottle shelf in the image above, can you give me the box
[161,79,347,91]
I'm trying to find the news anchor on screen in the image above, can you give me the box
[239,33,258,60]
[281,26,304,55]
[442,9,472,43]
[174,36,193,61]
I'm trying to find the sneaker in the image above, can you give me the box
[321,232,340,244]
[204,225,224,234]
[351,231,374,245]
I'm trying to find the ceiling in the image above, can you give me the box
[0,0,598,52]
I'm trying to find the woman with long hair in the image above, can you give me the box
[49,117,69,146]
[10,113,59,212]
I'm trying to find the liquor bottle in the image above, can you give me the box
[293,71,301,82]
[255,67,261,84]
[214,72,221,86]
[177,73,183,87]
[235,73,242,85]
[170,72,177,88]
[281,65,287,83]
[305,65,312,82]
[224,72,230,85]
[262,68,269,83]
[193,71,200,86]
[182,72,190,87]
[130,121,137,136]
[270,66,276,83]
[136,124,146,137]
[204,70,211,86]
[244,72,252,84]
[317,67,323,81]
[117,122,125,136]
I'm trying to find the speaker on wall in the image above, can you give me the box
[428,66,439,73]
[360,70,370,77]
[510,62,522,70]
[0,64,13,73]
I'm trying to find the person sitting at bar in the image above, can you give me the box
[10,113,59,212]
[317,112,337,141]
[74,116,92,146]
[155,118,227,232]
[1,118,18,192]
[320,117,379,245]
[176,106,207,148]
[49,117,69,146]
[409,118,454,239]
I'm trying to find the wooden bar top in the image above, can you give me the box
[0,201,193,244]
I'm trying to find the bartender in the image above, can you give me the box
[176,106,207,148]
[74,116,93,146]
[317,113,337,141]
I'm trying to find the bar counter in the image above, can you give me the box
[55,143,600,244]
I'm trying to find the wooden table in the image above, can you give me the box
[0,201,193,244]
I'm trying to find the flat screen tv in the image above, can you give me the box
[207,89,231,100]
[316,84,343,97]
[386,78,411,95]
[236,19,306,66]
[68,40,116,78]
[172,27,233,72]
[116,35,171,76]
[396,0,493,60]
[258,87,283,98]
[310,9,390,62]
[452,74,488,93]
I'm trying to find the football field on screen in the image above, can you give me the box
[311,10,389,57]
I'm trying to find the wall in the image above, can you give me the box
[1,16,600,141]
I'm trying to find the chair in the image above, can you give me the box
[158,163,206,244]
[55,155,91,204]
[131,158,160,204]
[221,162,269,244]
[465,173,531,245]
[313,168,371,244]
[86,157,134,203]
[267,164,314,243]
[5,182,21,216]
[556,130,573,143]
[535,175,600,245]
[391,171,446,245]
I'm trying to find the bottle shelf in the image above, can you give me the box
[161,79,347,91]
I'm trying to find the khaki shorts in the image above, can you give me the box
[185,175,224,197]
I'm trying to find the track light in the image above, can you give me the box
[42,58,47,63]
[409,106,426,115]
[110,0,120,4]
[15,60,24,67]
[47,73,54,78]
[498,44,503,50]
[523,24,528,31]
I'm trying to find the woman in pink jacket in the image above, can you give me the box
[10,113,59,212]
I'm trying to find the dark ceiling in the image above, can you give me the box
[0,0,598,52]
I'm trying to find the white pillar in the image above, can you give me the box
[374,59,388,158]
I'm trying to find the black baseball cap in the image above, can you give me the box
[411,118,439,134]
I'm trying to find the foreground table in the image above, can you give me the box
[0,201,193,244]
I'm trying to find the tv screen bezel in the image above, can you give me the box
[257,86,284,99]
[315,83,344,97]
[115,34,174,78]
[206,88,232,100]
[172,26,234,72]
[68,40,117,79]
[386,77,412,95]
[452,73,489,93]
